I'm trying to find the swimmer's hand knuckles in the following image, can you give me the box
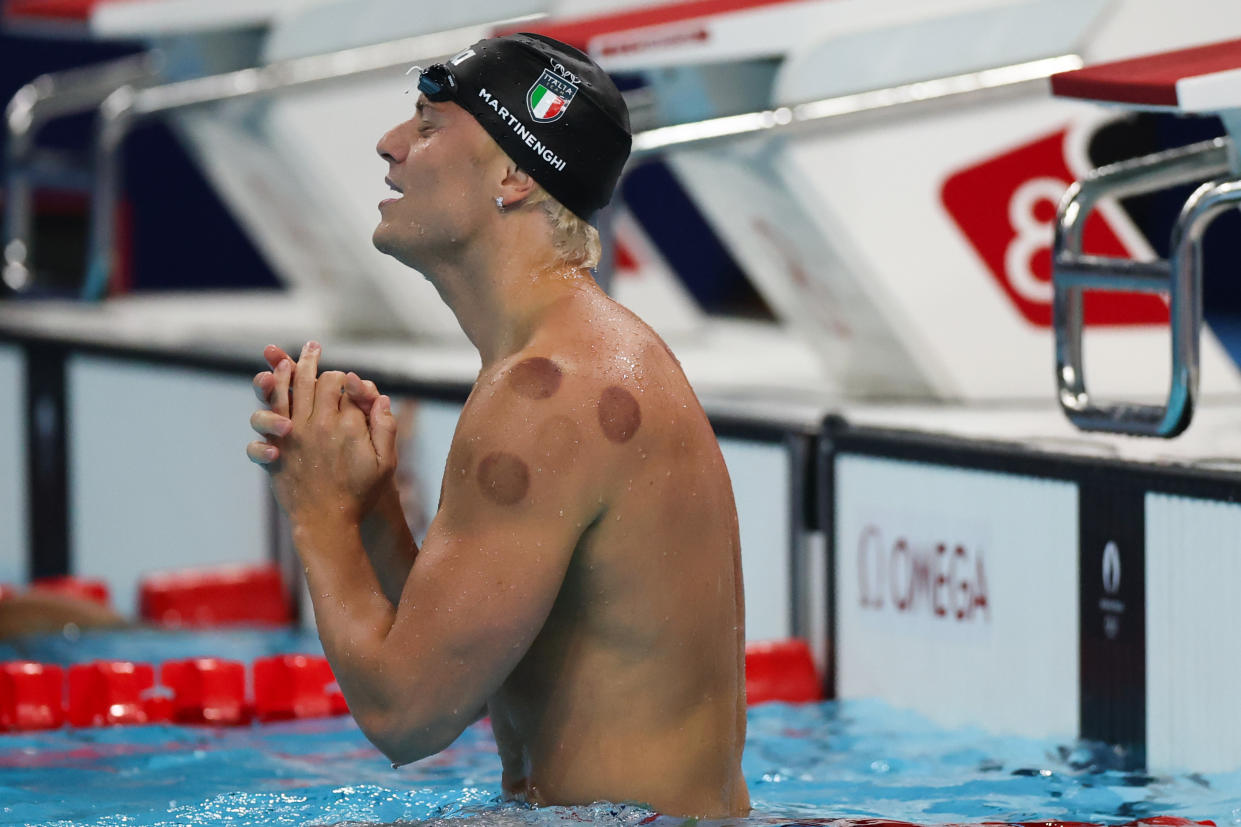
[247,341,384,466]
[264,343,398,526]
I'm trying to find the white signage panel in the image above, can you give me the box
[0,344,26,585]
[719,437,792,642]
[68,356,271,615]
[835,454,1078,738]
[1146,494,1241,774]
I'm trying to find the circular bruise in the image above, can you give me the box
[508,357,563,400]
[477,451,530,506]
[597,385,642,443]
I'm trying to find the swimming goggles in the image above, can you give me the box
[406,63,457,102]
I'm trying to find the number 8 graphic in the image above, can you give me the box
[1003,177,1066,304]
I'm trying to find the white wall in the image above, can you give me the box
[0,344,26,585]
[720,437,793,642]
[835,454,1079,738]
[1146,494,1241,773]
[68,356,271,615]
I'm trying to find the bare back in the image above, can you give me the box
[434,284,749,817]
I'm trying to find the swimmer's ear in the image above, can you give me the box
[495,164,537,210]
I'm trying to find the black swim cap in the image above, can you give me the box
[418,33,632,221]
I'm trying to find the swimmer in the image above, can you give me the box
[246,34,748,818]
[0,590,126,640]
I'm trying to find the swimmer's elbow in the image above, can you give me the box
[356,705,460,766]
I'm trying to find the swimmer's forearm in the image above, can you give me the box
[359,483,419,606]
[292,515,474,765]
[291,516,405,727]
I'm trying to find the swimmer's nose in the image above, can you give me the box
[376,123,406,164]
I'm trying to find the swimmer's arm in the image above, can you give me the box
[304,381,605,765]
[359,484,418,607]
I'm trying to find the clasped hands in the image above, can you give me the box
[246,342,397,530]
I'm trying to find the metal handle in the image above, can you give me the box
[3,54,159,293]
[1052,137,1241,437]
[81,18,536,301]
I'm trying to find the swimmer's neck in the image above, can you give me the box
[422,236,596,368]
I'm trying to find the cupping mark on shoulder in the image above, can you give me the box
[507,357,563,400]
[597,385,641,444]
[477,451,530,506]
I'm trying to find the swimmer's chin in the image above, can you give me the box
[371,229,418,269]
[371,226,395,257]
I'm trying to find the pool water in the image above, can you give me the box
[2,629,1239,826]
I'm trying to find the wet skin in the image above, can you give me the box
[442,287,748,816]
[249,92,748,818]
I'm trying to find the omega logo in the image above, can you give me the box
[857,524,990,622]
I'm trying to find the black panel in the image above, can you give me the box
[24,343,70,578]
[819,434,837,699]
[1079,480,1146,767]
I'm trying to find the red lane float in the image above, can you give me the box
[67,660,168,727]
[139,564,292,628]
[745,638,822,705]
[0,636,826,732]
[0,654,344,732]
[0,584,16,601]
[29,576,111,607]
[253,654,346,722]
[0,661,64,731]
[160,658,248,725]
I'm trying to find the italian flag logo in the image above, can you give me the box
[527,68,578,123]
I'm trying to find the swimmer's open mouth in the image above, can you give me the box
[380,177,404,209]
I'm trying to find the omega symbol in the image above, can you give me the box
[1102,541,1121,595]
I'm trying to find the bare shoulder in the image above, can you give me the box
[519,290,693,449]
[442,292,691,515]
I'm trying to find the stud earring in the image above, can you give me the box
[494,196,505,211]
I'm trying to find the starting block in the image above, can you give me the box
[1050,38,1241,437]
